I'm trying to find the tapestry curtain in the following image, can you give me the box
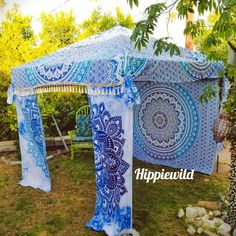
[87,89,133,236]
[133,79,220,175]
[15,95,51,192]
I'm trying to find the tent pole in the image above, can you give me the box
[52,115,69,152]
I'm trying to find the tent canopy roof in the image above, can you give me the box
[11,26,224,91]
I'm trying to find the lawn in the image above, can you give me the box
[0,153,229,236]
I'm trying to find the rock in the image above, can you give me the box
[221,214,227,221]
[203,231,218,236]
[118,229,140,236]
[220,195,226,202]
[185,218,195,224]
[197,201,219,210]
[201,214,210,220]
[197,227,203,234]
[213,210,221,217]
[233,229,236,236]
[218,223,231,235]
[178,208,185,218]
[224,200,229,206]
[194,217,203,227]
[222,210,228,216]
[213,217,224,226]
[202,219,215,229]
[186,207,198,219]
[209,211,214,217]
[218,192,226,202]
[204,178,210,182]
[187,225,196,235]
[196,207,207,217]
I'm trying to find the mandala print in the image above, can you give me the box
[26,61,91,85]
[179,61,215,80]
[18,97,49,178]
[124,56,147,77]
[134,82,199,160]
[90,103,129,216]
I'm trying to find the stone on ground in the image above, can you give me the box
[187,225,196,235]
[218,223,231,236]
[177,208,185,218]
[186,206,198,219]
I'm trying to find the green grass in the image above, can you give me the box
[0,154,229,236]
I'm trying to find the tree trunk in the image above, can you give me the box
[185,11,194,50]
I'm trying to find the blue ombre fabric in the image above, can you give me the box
[7,26,223,98]
[15,95,51,192]
[87,83,134,235]
[133,79,222,175]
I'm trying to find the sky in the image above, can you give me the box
[3,0,188,47]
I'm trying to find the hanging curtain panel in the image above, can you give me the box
[15,95,51,192]
[133,79,220,175]
[87,89,134,236]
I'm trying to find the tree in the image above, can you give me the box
[194,10,236,230]
[0,6,135,141]
[0,5,36,140]
[79,7,134,39]
[38,10,80,55]
[128,0,236,56]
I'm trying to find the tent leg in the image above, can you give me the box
[52,115,69,152]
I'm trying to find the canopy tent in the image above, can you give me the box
[7,26,228,236]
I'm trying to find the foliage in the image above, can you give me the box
[198,84,217,104]
[194,12,236,112]
[79,7,134,39]
[128,0,236,113]
[128,0,236,58]
[0,5,134,141]
[130,2,180,56]
[0,5,36,140]
[38,93,88,136]
[38,10,80,54]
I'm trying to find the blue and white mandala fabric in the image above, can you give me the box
[87,90,133,236]
[134,82,200,161]
[15,95,51,192]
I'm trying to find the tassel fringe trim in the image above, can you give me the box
[13,84,125,97]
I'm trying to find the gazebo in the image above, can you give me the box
[7,26,228,236]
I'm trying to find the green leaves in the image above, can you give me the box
[184,20,206,38]
[153,39,180,56]
[127,0,139,9]
[130,2,182,57]
[39,10,79,51]
[130,3,168,51]
[198,85,216,104]
[79,7,134,39]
